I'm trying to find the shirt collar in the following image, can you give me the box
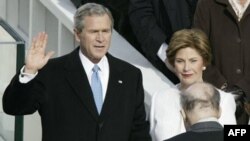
[197,117,219,123]
[79,50,108,76]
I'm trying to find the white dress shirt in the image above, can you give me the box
[79,50,109,100]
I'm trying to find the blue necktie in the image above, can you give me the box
[91,65,103,114]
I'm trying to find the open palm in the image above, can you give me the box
[25,32,54,74]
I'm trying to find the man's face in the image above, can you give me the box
[76,14,112,63]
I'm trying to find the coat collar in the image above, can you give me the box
[64,47,98,120]
[63,47,125,121]
[216,0,250,21]
[189,121,223,132]
[215,0,235,13]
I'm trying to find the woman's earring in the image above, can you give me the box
[202,66,206,70]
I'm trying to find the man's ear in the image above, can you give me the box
[217,107,222,119]
[74,29,81,42]
[181,109,191,129]
[180,109,186,120]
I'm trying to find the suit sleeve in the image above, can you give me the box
[130,70,151,141]
[193,0,226,88]
[128,0,167,55]
[2,72,44,115]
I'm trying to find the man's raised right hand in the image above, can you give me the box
[24,32,54,74]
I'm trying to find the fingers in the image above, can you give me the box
[25,32,53,72]
[33,32,53,61]
[42,33,48,49]
[31,32,48,50]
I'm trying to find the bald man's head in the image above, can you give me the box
[180,82,221,125]
[181,82,220,112]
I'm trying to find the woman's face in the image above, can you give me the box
[174,47,205,89]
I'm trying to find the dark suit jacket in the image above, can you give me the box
[164,121,223,141]
[129,0,198,83]
[3,48,151,141]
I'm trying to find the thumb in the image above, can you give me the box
[44,51,55,62]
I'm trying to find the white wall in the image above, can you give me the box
[0,26,17,141]
[0,0,6,19]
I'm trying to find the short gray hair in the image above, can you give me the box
[74,3,114,32]
[180,82,220,112]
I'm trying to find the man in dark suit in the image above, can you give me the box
[2,3,151,141]
[129,0,198,84]
[164,82,223,141]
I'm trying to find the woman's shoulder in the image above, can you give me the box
[154,87,180,98]
[152,86,180,105]
[150,86,182,115]
[217,89,235,101]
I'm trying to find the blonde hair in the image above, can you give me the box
[167,29,211,67]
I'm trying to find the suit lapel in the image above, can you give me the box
[64,51,126,120]
[100,54,124,119]
[216,0,239,21]
[217,0,250,21]
[243,5,250,19]
[64,48,99,121]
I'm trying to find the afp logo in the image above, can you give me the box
[228,129,246,136]
[224,125,250,140]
